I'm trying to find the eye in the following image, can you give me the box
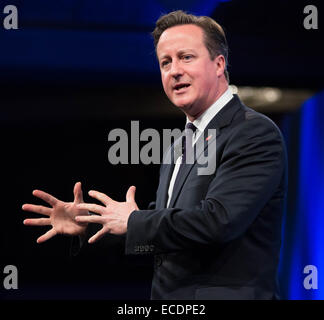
[182,55,193,61]
[161,60,170,68]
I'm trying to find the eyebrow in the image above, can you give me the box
[159,49,196,61]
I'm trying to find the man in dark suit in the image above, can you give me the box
[22,11,287,299]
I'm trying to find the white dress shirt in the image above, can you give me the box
[166,87,234,207]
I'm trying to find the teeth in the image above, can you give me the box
[175,84,189,90]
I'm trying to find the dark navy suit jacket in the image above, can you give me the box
[125,95,287,300]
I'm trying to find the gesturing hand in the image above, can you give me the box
[75,186,139,243]
[22,182,88,243]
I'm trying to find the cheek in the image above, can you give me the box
[161,74,170,94]
[186,67,203,88]
[194,71,212,92]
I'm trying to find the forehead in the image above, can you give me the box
[156,24,205,58]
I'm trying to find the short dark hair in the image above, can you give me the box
[152,10,229,82]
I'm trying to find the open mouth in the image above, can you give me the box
[173,83,191,91]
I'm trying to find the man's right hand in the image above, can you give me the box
[22,182,88,243]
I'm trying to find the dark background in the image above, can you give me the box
[0,0,323,299]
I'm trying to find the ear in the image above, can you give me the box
[214,55,226,78]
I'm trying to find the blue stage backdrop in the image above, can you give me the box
[279,90,324,299]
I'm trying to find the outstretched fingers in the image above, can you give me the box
[126,186,136,203]
[23,217,51,226]
[77,203,106,215]
[75,214,105,224]
[73,182,84,203]
[88,190,112,206]
[88,226,109,244]
[32,190,58,207]
[36,228,57,243]
[22,204,52,216]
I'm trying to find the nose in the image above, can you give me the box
[170,60,184,80]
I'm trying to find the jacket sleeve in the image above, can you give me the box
[125,117,287,255]
[70,201,157,257]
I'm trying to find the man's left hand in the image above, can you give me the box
[75,186,139,243]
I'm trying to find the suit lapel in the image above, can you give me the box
[167,95,242,208]
[156,162,174,209]
[155,140,179,209]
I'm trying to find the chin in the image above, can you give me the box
[172,98,193,109]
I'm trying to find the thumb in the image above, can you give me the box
[126,186,136,203]
[73,182,84,203]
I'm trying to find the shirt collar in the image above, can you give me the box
[186,86,234,133]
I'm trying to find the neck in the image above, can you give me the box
[186,84,228,122]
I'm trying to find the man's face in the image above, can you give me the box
[157,24,224,118]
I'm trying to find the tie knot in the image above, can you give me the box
[185,122,197,133]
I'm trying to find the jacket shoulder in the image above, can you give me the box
[233,103,284,140]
